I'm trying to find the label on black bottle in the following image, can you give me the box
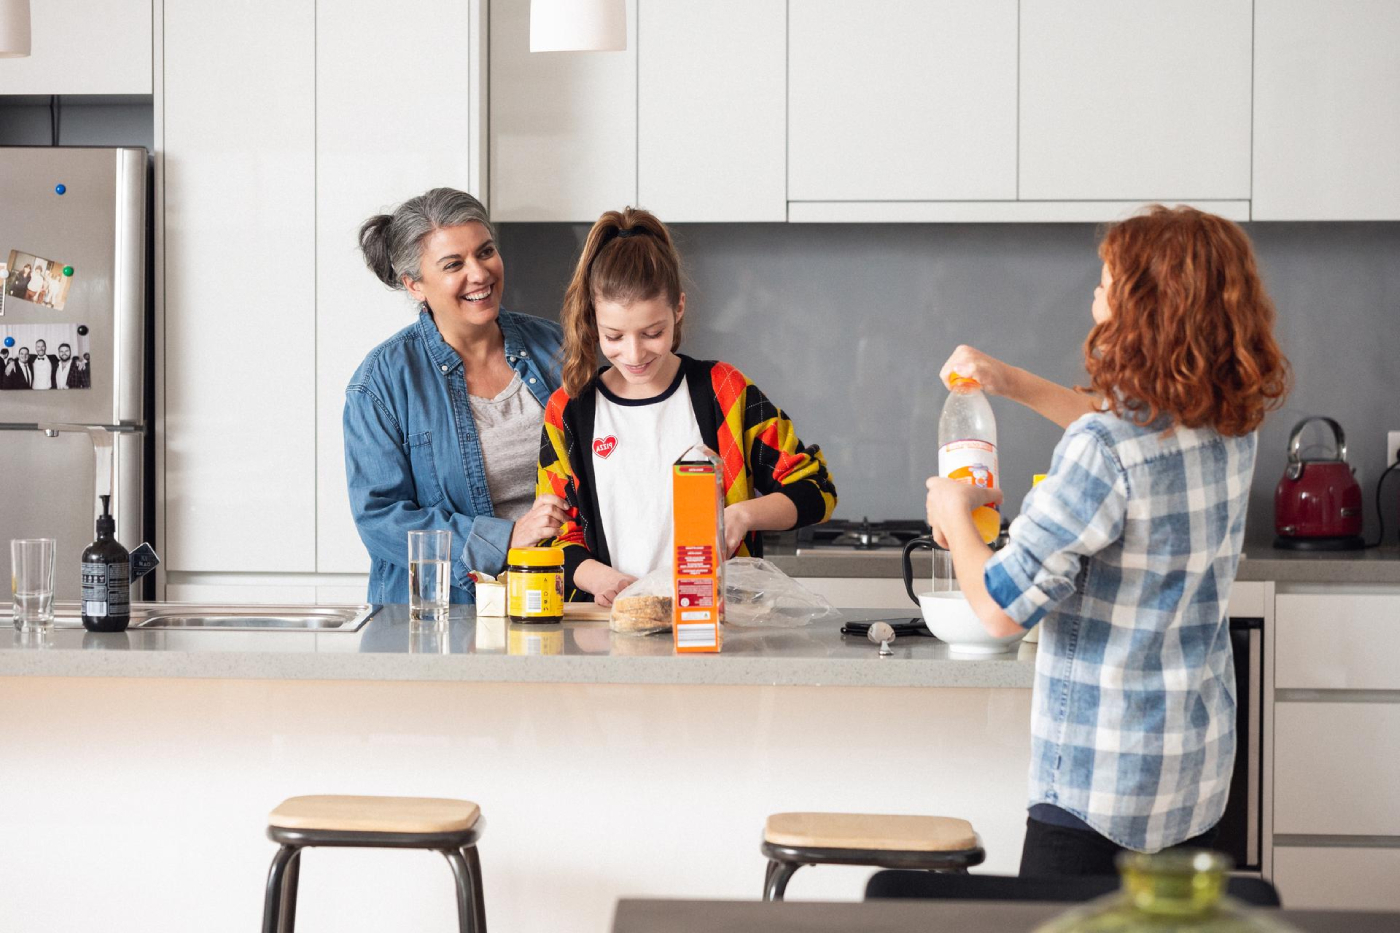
[82,561,130,618]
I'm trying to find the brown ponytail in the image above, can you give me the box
[560,207,685,397]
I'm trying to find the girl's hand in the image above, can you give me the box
[509,494,571,550]
[925,477,1003,548]
[722,500,753,558]
[592,570,639,609]
[939,345,1018,397]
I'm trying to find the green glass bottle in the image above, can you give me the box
[1033,851,1300,933]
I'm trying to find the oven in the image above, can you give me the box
[1217,615,1264,871]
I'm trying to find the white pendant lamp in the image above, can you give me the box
[0,0,30,57]
[530,0,626,52]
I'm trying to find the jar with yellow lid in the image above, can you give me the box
[506,546,564,623]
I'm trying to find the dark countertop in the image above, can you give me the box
[612,898,1400,933]
[765,544,1400,585]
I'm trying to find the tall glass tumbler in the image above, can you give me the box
[11,538,57,632]
[407,529,452,626]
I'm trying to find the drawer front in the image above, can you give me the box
[1272,846,1400,911]
[1274,702,1400,836]
[1275,594,1400,690]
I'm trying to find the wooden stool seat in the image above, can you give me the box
[269,795,481,835]
[764,812,978,852]
[261,795,487,933]
[760,811,984,901]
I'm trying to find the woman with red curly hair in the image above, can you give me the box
[924,206,1289,877]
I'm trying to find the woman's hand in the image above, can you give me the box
[509,494,571,550]
[939,345,1019,397]
[925,477,1003,548]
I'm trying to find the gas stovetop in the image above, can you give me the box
[795,518,930,552]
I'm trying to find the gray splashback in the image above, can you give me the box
[498,221,1400,546]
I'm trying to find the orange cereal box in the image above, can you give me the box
[671,445,726,653]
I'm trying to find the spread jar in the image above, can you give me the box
[506,546,565,623]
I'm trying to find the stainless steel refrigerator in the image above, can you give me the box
[1,147,148,600]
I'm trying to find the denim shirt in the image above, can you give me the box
[344,308,563,604]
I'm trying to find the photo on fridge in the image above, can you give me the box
[0,322,92,390]
[5,249,75,310]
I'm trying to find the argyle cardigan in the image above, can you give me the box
[536,355,837,598]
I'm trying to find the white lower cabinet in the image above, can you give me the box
[1273,702,1400,837]
[1272,846,1400,911]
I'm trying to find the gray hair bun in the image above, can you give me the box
[357,188,495,294]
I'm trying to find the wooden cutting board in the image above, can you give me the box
[562,602,612,622]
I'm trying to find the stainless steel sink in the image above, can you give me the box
[132,604,378,632]
[18,601,378,632]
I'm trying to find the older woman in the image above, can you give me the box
[345,187,568,604]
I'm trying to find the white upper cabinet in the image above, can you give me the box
[314,0,484,574]
[490,0,637,222]
[163,0,316,572]
[638,0,785,222]
[788,0,1018,202]
[0,0,151,95]
[1254,0,1400,220]
[1019,0,1252,202]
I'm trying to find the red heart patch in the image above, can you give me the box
[593,435,618,459]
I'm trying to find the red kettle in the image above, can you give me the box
[1273,416,1364,550]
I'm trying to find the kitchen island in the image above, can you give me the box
[0,608,1036,933]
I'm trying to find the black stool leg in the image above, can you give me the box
[764,861,801,902]
[261,844,299,933]
[443,846,487,933]
[279,848,302,933]
[463,846,487,933]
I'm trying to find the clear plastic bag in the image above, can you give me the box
[608,557,838,634]
[608,567,675,635]
[723,557,839,628]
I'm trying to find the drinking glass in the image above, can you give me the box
[407,529,452,627]
[11,538,57,632]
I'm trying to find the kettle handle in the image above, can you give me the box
[1287,416,1347,465]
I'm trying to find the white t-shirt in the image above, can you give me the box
[592,371,705,579]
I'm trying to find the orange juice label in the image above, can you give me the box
[939,439,998,491]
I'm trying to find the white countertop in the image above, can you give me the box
[0,606,1038,688]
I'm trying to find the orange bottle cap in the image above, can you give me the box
[948,372,981,389]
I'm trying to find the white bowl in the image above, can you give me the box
[917,591,1026,655]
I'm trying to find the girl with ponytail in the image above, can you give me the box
[537,207,838,605]
[344,187,569,605]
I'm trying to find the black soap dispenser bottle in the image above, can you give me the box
[82,495,131,633]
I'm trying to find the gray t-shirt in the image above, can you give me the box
[468,372,544,522]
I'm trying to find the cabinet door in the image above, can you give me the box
[1254,0,1400,220]
[0,0,151,95]
[490,0,637,221]
[638,0,785,221]
[1019,0,1251,201]
[788,0,1017,201]
[163,0,316,572]
[314,0,481,574]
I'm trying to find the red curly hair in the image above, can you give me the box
[1085,205,1290,436]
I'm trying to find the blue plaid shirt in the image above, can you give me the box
[985,412,1255,852]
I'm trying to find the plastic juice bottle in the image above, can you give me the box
[938,374,1001,544]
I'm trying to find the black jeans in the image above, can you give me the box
[1019,816,1221,878]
